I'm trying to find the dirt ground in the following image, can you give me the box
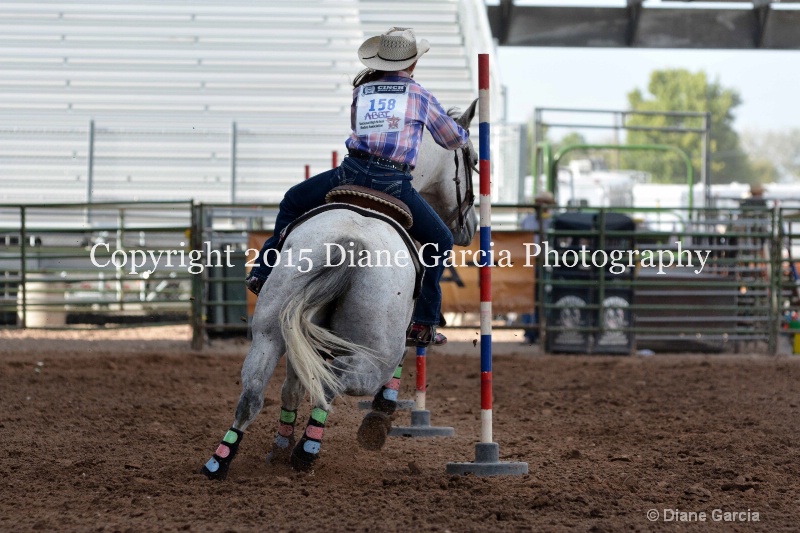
[1,326,799,532]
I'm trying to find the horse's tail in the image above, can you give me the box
[279,239,369,407]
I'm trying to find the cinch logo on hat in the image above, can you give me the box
[358,27,431,72]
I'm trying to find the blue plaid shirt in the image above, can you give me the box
[345,72,469,170]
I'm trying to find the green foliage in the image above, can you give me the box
[622,69,755,184]
[749,158,779,184]
[548,131,621,168]
[557,131,588,149]
[552,131,588,165]
[741,129,800,182]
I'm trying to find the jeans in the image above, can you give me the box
[252,156,454,326]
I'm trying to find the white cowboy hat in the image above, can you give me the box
[358,27,430,72]
[534,191,556,205]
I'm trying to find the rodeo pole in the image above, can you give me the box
[446,54,528,476]
[385,344,454,437]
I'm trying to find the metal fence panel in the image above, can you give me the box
[0,201,194,328]
[541,206,777,354]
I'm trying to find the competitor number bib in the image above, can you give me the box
[355,82,409,136]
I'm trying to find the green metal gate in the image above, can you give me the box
[541,206,778,354]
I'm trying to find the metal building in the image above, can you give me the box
[0,0,514,204]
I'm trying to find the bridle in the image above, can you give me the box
[443,145,478,230]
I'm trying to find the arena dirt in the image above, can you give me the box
[1,326,799,532]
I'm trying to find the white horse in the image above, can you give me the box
[201,101,478,479]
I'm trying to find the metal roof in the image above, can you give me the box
[488,0,800,49]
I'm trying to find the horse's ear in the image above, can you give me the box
[456,98,478,130]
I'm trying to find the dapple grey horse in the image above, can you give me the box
[201,101,478,479]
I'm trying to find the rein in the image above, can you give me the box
[443,145,477,230]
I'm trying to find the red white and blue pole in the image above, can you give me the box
[478,54,493,445]
[415,345,426,410]
[446,54,527,476]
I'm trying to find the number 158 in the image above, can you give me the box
[368,98,396,112]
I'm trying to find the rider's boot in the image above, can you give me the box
[245,272,266,296]
[405,323,447,347]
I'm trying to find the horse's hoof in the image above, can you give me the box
[289,446,318,472]
[357,411,392,451]
[371,393,397,416]
[199,428,243,481]
[266,436,295,465]
[199,459,229,481]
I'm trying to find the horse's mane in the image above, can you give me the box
[446,107,462,119]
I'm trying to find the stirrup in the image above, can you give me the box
[406,323,447,347]
[245,273,265,296]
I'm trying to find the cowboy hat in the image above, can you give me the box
[358,27,430,72]
[534,191,556,205]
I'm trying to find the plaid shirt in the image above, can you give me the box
[345,72,469,170]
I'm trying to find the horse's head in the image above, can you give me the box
[413,99,479,246]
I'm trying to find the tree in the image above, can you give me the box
[741,129,800,183]
[553,131,620,170]
[621,69,755,185]
[553,131,587,165]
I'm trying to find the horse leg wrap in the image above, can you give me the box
[200,427,244,481]
[290,407,327,472]
[371,365,403,415]
[267,408,297,464]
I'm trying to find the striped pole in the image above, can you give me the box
[478,53,493,445]
[446,54,527,476]
[415,345,427,410]
[385,343,454,438]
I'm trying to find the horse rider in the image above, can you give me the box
[245,27,470,347]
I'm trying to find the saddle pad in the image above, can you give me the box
[277,203,423,299]
[325,185,413,230]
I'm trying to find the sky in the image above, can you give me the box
[496,46,800,136]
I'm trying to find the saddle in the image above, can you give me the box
[275,189,423,298]
[325,185,413,229]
